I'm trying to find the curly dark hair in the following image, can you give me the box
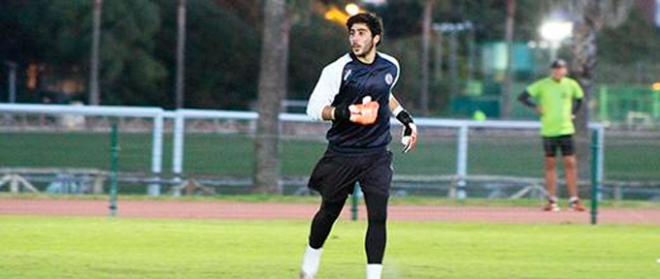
[346,13,384,45]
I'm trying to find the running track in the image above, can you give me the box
[1,199,659,225]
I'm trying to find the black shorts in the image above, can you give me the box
[542,135,575,157]
[308,150,393,202]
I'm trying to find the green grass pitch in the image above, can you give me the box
[1,216,658,278]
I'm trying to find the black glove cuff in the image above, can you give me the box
[333,104,350,122]
[403,125,413,136]
[396,110,414,126]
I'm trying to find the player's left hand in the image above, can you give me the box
[348,96,379,125]
[401,123,417,153]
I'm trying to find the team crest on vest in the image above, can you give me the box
[385,73,393,85]
[343,69,352,81]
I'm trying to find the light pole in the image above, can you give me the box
[89,0,102,105]
[420,0,433,116]
[502,0,515,119]
[539,20,573,61]
[175,0,187,108]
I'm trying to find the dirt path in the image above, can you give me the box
[1,199,659,225]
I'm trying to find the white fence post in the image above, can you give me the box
[456,125,469,200]
[172,110,185,196]
[148,113,164,196]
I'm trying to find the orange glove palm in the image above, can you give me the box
[349,101,379,125]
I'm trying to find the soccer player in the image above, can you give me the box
[518,59,586,212]
[299,13,418,279]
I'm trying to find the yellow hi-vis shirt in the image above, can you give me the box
[526,77,584,137]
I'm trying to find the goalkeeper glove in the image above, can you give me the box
[334,96,379,125]
[395,109,417,153]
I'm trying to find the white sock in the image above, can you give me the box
[569,196,579,203]
[301,245,322,276]
[548,196,558,203]
[366,264,383,279]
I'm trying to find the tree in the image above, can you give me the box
[288,14,346,100]
[252,0,290,194]
[597,7,660,66]
[96,0,166,105]
[563,0,632,178]
[0,0,166,105]
[154,0,260,109]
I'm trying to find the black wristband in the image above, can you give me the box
[518,91,537,108]
[572,99,583,115]
[333,104,350,122]
[396,110,414,126]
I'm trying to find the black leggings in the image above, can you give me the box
[308,191,388,264]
